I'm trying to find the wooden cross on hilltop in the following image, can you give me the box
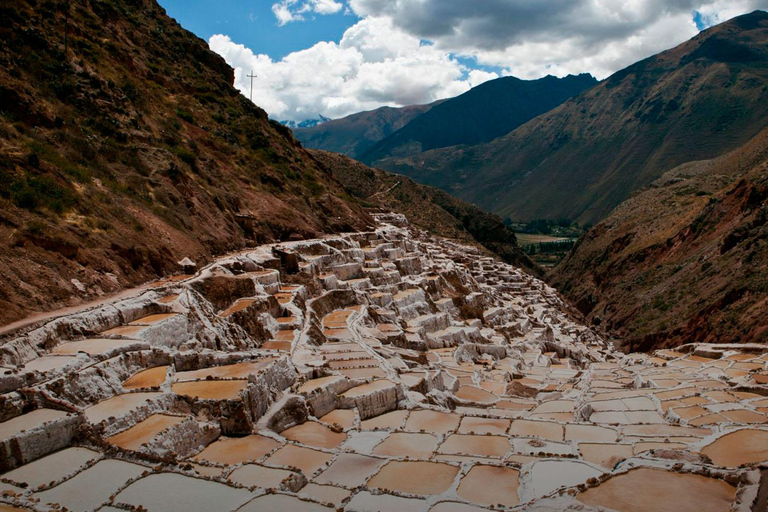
[247,71,257,102]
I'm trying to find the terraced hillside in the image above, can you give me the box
[0,214,765,511]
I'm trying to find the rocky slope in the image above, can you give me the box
[552,125,768,352]
[379,11,768,225]
[293,102,439,159]
[362,73,597,165]
[0,0,531,326]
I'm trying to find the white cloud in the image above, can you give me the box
[209,18,496,121]
[213,0,768,120]
[271,0,344,26]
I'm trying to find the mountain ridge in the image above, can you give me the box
[374,10,768,225]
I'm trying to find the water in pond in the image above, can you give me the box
[193,435,280,465]
[0,409,68,439]
[457,465,520,508]
[227,463,295,488]
[314,453,386,488]
[577,468,735,512]
[239,494,328,512]
[174,359,274,381]
[2,447,99,489]
[84,392,161,423]
[367,460,459,495]
[281,421,347,449]
[123,366,169,389]
[438,434,511,458]
[171,380,247,400]
[404,409,460,434]
[265,444,333,475]
[114,472,252,512]
[107,414,184,451]
[35,459,146,512]
[701,429,768,467]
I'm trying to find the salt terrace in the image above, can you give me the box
[0,213,766,512]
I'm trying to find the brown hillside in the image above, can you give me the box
[552,126,768,351]
[0,0,533,326]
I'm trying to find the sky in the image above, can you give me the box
[158,0,768,122]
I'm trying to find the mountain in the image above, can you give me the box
[293,102,440,159]
[362,73,597,165]
[280,116,330,129]
[379,11,768,225]
[552,125,768,351]
[0,0,533,326]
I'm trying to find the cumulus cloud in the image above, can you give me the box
[212,0,768,120]
[209,18,497,121]
[271,0,344,26]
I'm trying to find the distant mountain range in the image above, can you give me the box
[280,116,331,129]
[365,11,768,225]
[360,73,597,164]
[293,102,442,159]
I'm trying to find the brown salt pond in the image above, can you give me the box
[123,366,169,389]
[360,410,408,430]
[367,460,459,495]
[281,421,347,449]
[35,459,146,512]
[438,434,511,458]
[219,299,256,318]
[193,434,280,465]
[458,416,511,435]
[578,443,633,468]
[701,429,768,466]
[564,424,618,443]
[107,414,185,451]
[261,340,292,351]
[319,408,356,429]
[456,465,520,508]
[227,464,296,488]
[265,444,334,475]
[171,380,247,400]
[129,313,178,325]
[52,338,144,356]
[508,419,563,441]
[299,483,352,508]
[404,409,461,434]
[84,392,161,423]
[101,325,148,337]
[0,409,68,439]
[174,359,274,381]
[114,472,252,512]
[341,379,396,398]
[345,490,424,512]
[577,467,736,512]
[19,355,77,373]
[373,432,439,459]
[2,447,100,489]
[314,453,386,488]
[455,386,497,403]
[239,494,328,512]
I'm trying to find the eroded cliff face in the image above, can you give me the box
[553,126,768,352]
[0,214,765,511]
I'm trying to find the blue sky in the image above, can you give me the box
[158,0,355,60]
[160,1,768,121]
